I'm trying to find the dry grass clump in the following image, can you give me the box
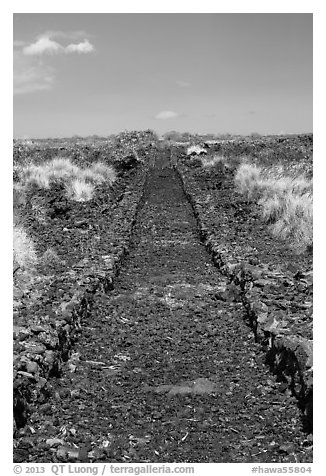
[17,157,117,202]
[65,179,95,202]
[21,164,51,189]
[234,160,313,251]
[81,162,117,185]
[45,157,80,181]
[235,161,312,201]
[13,224,37,271]
[234,162,263,200]
[201,154,229,169]
[19,157,78,188]
[260,192,312,249]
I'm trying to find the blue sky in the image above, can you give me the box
[13,13,312,138]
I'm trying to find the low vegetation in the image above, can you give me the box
[13,131,160,283]
[13,224,37,272]
[13,157,118,279]
[16,157,116,201]
[200,154,229,169]
[234,161,313,252]
[65,179,95,202]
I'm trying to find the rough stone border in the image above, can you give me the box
[13,167,150,434]
[175,163,313,431]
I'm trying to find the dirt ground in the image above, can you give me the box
[14,148,312,463]
[175,147,312,342]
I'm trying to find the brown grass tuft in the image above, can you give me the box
[201,154,229,169]
[65,179,95,202]
[234,162,263,200]
[13,225,37,271]
[234,160,313,252]
[17,158,117,200]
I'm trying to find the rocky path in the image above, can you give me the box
[14,150,312,463]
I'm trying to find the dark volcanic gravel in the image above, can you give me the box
[14,153,312,463]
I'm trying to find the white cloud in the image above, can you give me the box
[23,36,63,56]
[14,32,95,95]
[14,51,54,95]
[176,80,191,88]
[22,33,95,56]
[155,110,180,120]
[65,39,94,54]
